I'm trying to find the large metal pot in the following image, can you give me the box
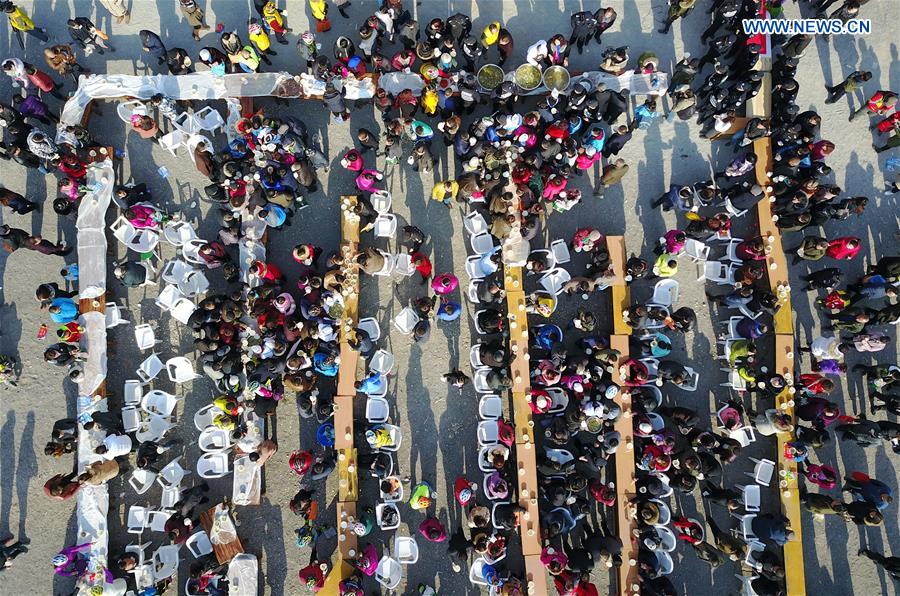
[477,64,505,91]
[542,65,571,92]
[514,63,542,92]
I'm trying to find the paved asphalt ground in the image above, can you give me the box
[0,1,897,594]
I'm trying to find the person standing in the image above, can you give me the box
[309,0,330,33]
[179,0,210,41]
[825,70,871,104]
[3,2,49,47]
[659,0,695,34]
[0,536,28,570]
[97,0,130,24]
[67,17,114,55]
[140,30,168,66]
[569,11,597,54]
[44,44,86,83]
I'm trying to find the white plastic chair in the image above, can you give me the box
[159,130,186,156]
[729,425,757,448]
[137,353,164,384]
[721,368,749,392]
[641,357,660,378]
[650,499,671,526]
[173,111,202,135]
[156,457,189,489]
[393,307,420,335]
[178,270,210,298]
[127,505,149,534]
[161,484,181,509]
[193,404,217,431]
[374,424,402,452]
[134,325,158,351]
[393,253,415,276]
[733,513,758,544]
[365,397,390,423]
[182,239,208,266]
[197,452,230,478]
[464,211,488,235]
[376,503,401,530]
[478,395,503,420]
[477,420,499,445]
[199,427,232,452]
[745,458,775,487]
[698,261,736,285]
[124,380,143,406]
[540,268,572,296]
[151,545,181,581]
[680,366,700,392]
[724,239,744,263]
[185,532,214,558]
[684,239,710,263]
[161,260,194,285]
[744,541,766,571]
[654,526,677,552]
[478,445,498,473]
[170,298,197,325]
[141,390,180,417]
[472,368,493,393]
[465,254,486,280]
[155,285,183,313]
[469,557,489,586]
[394,537,419,565]
[166,357,197,383]
[470,344,485,368]
[121,406,142,433]
[374,214,397,238]
[370,349,395,375]
[650,279,680,309]
[146,509,173,532]
[470,232,495,254]
[111,216,159,253]
[738,484,761,512]
[117,99,147,124]
[105,302,128,328]
[375,556,402,590]
[725,197,748,218]
[370,190,392,213]
[545,387,569,414]
[550,239,571,265]
[466,279,480,303]
[136,414,175,443]
[129,469,157,495]
[162,221,197,247]
[656,551,674,576]
[193,106,225,132]
[372,252,395,277]
[358,317,381,343]
[380,477,404,503]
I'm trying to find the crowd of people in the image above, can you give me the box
[0,0,897,593]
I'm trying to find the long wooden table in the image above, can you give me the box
[750,74,805,595]
[502,263,549,596]
[199,504,244,564]
[331,196,361,586]
[607,238,640,596]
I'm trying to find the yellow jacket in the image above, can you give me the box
[431,180,459,202]
[653,254,678,278]
[249,27,270,51]
[7,6,35,31]
[481,22,500,46]
[421,89,439,115]
[309,0,327,20]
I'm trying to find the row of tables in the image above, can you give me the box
[748,81,806,595]
[605,237,641,596]
[503,265,549,595]
[326,195,363,590]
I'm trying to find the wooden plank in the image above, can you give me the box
[337,447,358,502]
[707,116,750,141]
[524,554,551,595]
[335,500,359,560]
[515,445,542,556]
[511,391,536,446]
[199,505,244,564]
[239,96,254,118]
[608,236,632,336]
[748,74,772,118]
[609,335,640,596]
[506,290,531,393]
[753,138,793,335]
[605,236,626,287]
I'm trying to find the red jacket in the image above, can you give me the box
[27,67,57,92]
[826,237,861,260]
